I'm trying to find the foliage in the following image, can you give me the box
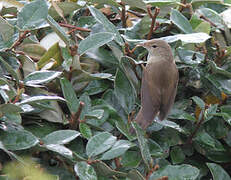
[0,0,231,179]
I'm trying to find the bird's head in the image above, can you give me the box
[137,39,173,63]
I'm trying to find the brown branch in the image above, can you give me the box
[187,111,205,144]
[120,2,127,28]
[8,30,31,50]
[200,15,217,27]
[147,6,160,40]
[69,101,85,130]
[59,23,91,32]
[146,165,160,180]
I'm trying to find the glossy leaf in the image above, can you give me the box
[144,0,181,6]
[74,162,97,180]
[122,0,146,11]
[42,130,80,145]
[101,140,135,160]
[207,163,231,180]
[114,69,136,114]
[0,130,39,150]
[86,132,117,158]
[24,70,62,85]
[150,164,199,180]
[78,32,115,55]
[18,95,65,105]
[45,144,74,160]
[79,123,92,139]
[17,0,48,30]
[132,122,153,170]
[88,6,124,46]
[37,42,63,69]
[60,77,80,114]
[192,96,205,110]
[170,9,193,34]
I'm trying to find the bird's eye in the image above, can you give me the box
[152,45,157,48]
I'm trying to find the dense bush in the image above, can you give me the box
[1,0,231,179]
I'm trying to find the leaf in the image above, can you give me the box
[144,0,181,6]
[45,144,74,160]
[46,15,70,46]
[74,162,97,180]
[0,130,39,150]
[161,32,211,43]
[88,6,124,46]
[17,0,48,30]
[122,0,146,11]
[132,122,153,170]
[196,8,225,30]
[170,9,193,34]
[85,109,104,119]
[18,95,65,105]
[150,164,199,180]
[79,123,92,139]
[42,130,80,145]
[60,77,80,114]
[155,120,185,133]
[114,69,136,114]
[24,70,62,85]
[37,42,63,69]
[0,104,23,114]
[78,32,115,55]
[101,140,135,160]
[86,132,117,158]
[207,163,231,180]
[0,56,19,85]
[170,146,185,164]
[192,96,205,110]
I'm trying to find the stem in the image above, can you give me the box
[147,6,160,40]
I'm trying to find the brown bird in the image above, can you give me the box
[133,39,178,130]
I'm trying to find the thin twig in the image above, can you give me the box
[147,6,160,40]
[70,101,85,130]
[59,23,91,32]
[8,30,31,50]
[120,2,127,28]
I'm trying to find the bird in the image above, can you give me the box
[132,39,179,131]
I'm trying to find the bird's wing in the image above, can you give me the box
[139,62,162,122]
[158,62,179,120]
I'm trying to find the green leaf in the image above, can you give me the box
[84,80,109,96]
[0,16,18,50]
[17,0,48,30]
[150,164,199,180]
[0,130,39,150]
[144,0,181,6]
[170,9,193,34]
[60,77,80,114]
[192,0,223,6]
[74,162,97,180]
[161,32,211,43]
[114,69,136,114]
[0,104,23,114]
[196,8,225,30]
[78,32,115,55]
[88,6,124,46]
[79,123,92,139]
[132,122,153,170]
[18,95,65,105]
[149,139,163,157]
[156,120,185,133]
[121,151,142,168]
[24,70,62,85]
[207,163,231,180]
[85,109,104,119]
[42,130,80,145]
[37,42,63,69]
[45,144,74,160]
[86,132,117,158]
[192,96,205,110]
[46,15,70,46]
[101,140,135,160]
[170,146,185,164]
[122,0,146,11]
[0,56,19,85]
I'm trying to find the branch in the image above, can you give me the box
[147,6,160,40]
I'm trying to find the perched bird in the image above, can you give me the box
[133,39,178,130]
